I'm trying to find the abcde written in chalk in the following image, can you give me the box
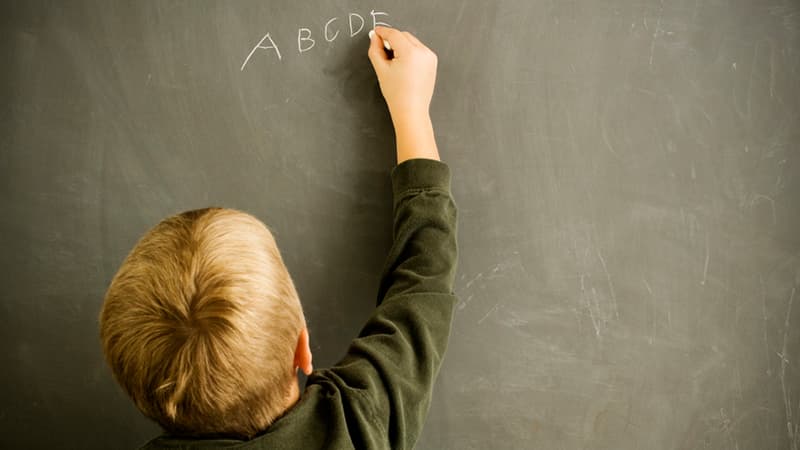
[240,9,390,71]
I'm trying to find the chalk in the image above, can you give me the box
[368,29,392,52]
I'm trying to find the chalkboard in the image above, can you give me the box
[2,0,799,448]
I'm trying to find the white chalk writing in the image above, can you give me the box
[298,28,315,53]
[241,33,282,71]
[324,18,340,42]
[240,10,391,71]
[349,13,365,37]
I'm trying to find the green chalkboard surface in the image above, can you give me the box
[2,1,799,448]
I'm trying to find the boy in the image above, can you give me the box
[99,26,458,449]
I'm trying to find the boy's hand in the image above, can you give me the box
[368,26,438,122]
[368,26,440,164]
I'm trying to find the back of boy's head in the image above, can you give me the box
[99,207,305,439]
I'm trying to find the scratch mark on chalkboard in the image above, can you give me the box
[761,275,773,376]
[779,286,796,448]
[769,39,777,98]
[691,350,728,397]
[496,309,529,330]
[591,287,605,331]
[736,356,744,400]
[453,0,468,29]
[699,107,713,125]
[795,422,800,450]
[663,95,685,133]
[477,302,499,324]
[643,279,655,345]
[600,110,619,158]
[564,108,579,156]
[777,158,788,190]
[648,0,665,67]
[634,87,658,98]
[466,272,484,290]
[753,194,778,225]
[746,44,758,118]
[795,413,800,450]
[488,263,508,280]
[667,304,672,328]
[717,408,743,450]
[456,294,474,311]
[687,209,699,244]
[733,43,759,120]
[581,274,601,338]
[596,246,619,319]
[700,231,710,285]
[571,306,583,335]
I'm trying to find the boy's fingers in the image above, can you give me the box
[374,26,412,57]
[367,29,388,66]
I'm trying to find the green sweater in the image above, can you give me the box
[140,159,459,450]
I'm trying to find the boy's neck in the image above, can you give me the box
[283,376,301,411]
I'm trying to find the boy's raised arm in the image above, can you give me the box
[311,27,458,450]
[367,25,456,300]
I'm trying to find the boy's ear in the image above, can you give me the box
[294,327,313,376]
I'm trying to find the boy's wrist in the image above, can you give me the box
[390,109,431,131]
[393,114,440,164]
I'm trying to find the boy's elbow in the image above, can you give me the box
[385,259,457,299]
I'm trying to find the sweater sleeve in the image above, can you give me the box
[377,158,458,302]
[313,158,458,450]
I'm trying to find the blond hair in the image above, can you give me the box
[99,207,305,438]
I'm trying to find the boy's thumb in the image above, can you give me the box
[367,29,388,68]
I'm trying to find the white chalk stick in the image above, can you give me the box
[368,29,392,51]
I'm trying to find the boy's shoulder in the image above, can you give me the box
[139,374,375,450]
